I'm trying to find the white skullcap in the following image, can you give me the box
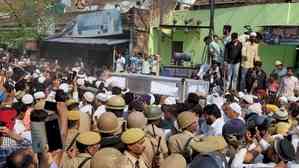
[242,94,254,104]
[238,92,245,98]
[229,102,242,115]
[59,83,69,93]
[22,94,34,105]
[32,73,39,79]
[34,91,45,100]
[164,97,176,105]
[96,93,110,102]
[38,76,46,84]
[83,92,95,103]
[88,76,97,84]
[287,96,298,102]
[248,103,262,115]
[250,32,257,37]
[77,73,86,79]
[279,96,288,104]
[121,88,130,95]
[77,78,85,86]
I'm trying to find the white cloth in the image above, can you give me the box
[116,57,125,72]
[230,103,242,115]
[206,117,225,136]
[93,105,106,120]
[79,103,93,115]
[280,76,299,97]
[142,60,151,74]
[292,134,299,153]
[83,92,95,103]
[13,119,31,141]
[231,148,247,168]
[151,60,158,73]
[259,138,271,151]
[22,94,34,105]
[33,91,45,100]
[96,93,110,102]
[248,103,262,115]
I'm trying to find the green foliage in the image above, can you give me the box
[0,0,62,49]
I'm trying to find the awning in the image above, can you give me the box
[45,37,129,46]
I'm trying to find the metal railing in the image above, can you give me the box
[111,73,210,101]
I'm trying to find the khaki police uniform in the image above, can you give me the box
[168,130,195,154]
[168,112,198,154]
[64,153,92,168]
[121,128,150,168]
[79,112,91,132]
[123,151,149,168]
[91,148,124,168]
[64,131,101,168]
[160,154,187,168]
[145,124,169,156]
[62,110,81,167]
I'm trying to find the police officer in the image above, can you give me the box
[168,111,198,156]
[160,154,187,168]
[66,98,91,132]
[65,110,81,154]
[91,147,124,168]
[106,95,126,118]
[62,110,81,167]
[127,111,160,168]
[64,131,101,168]
[97,112,125,152]
[144,105,169,158]
[121,128,149,168]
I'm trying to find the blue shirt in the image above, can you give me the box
[0,138,32,168]
[272,67,287,80]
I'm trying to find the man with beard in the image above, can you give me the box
[203,104,224,136]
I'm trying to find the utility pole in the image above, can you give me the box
[209,0,215,37]
[129,9,135,59]
[156,0,162,76]
[208,0,215,64]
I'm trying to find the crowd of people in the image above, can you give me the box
[0,47,298,168]
[115,52,160,75]
[200,31,299,99]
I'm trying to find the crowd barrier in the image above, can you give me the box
[111,73,210,101]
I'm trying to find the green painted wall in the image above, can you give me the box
[259,44,297,73]
[149,3,299,73]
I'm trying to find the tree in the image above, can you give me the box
[0,0,61,49]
